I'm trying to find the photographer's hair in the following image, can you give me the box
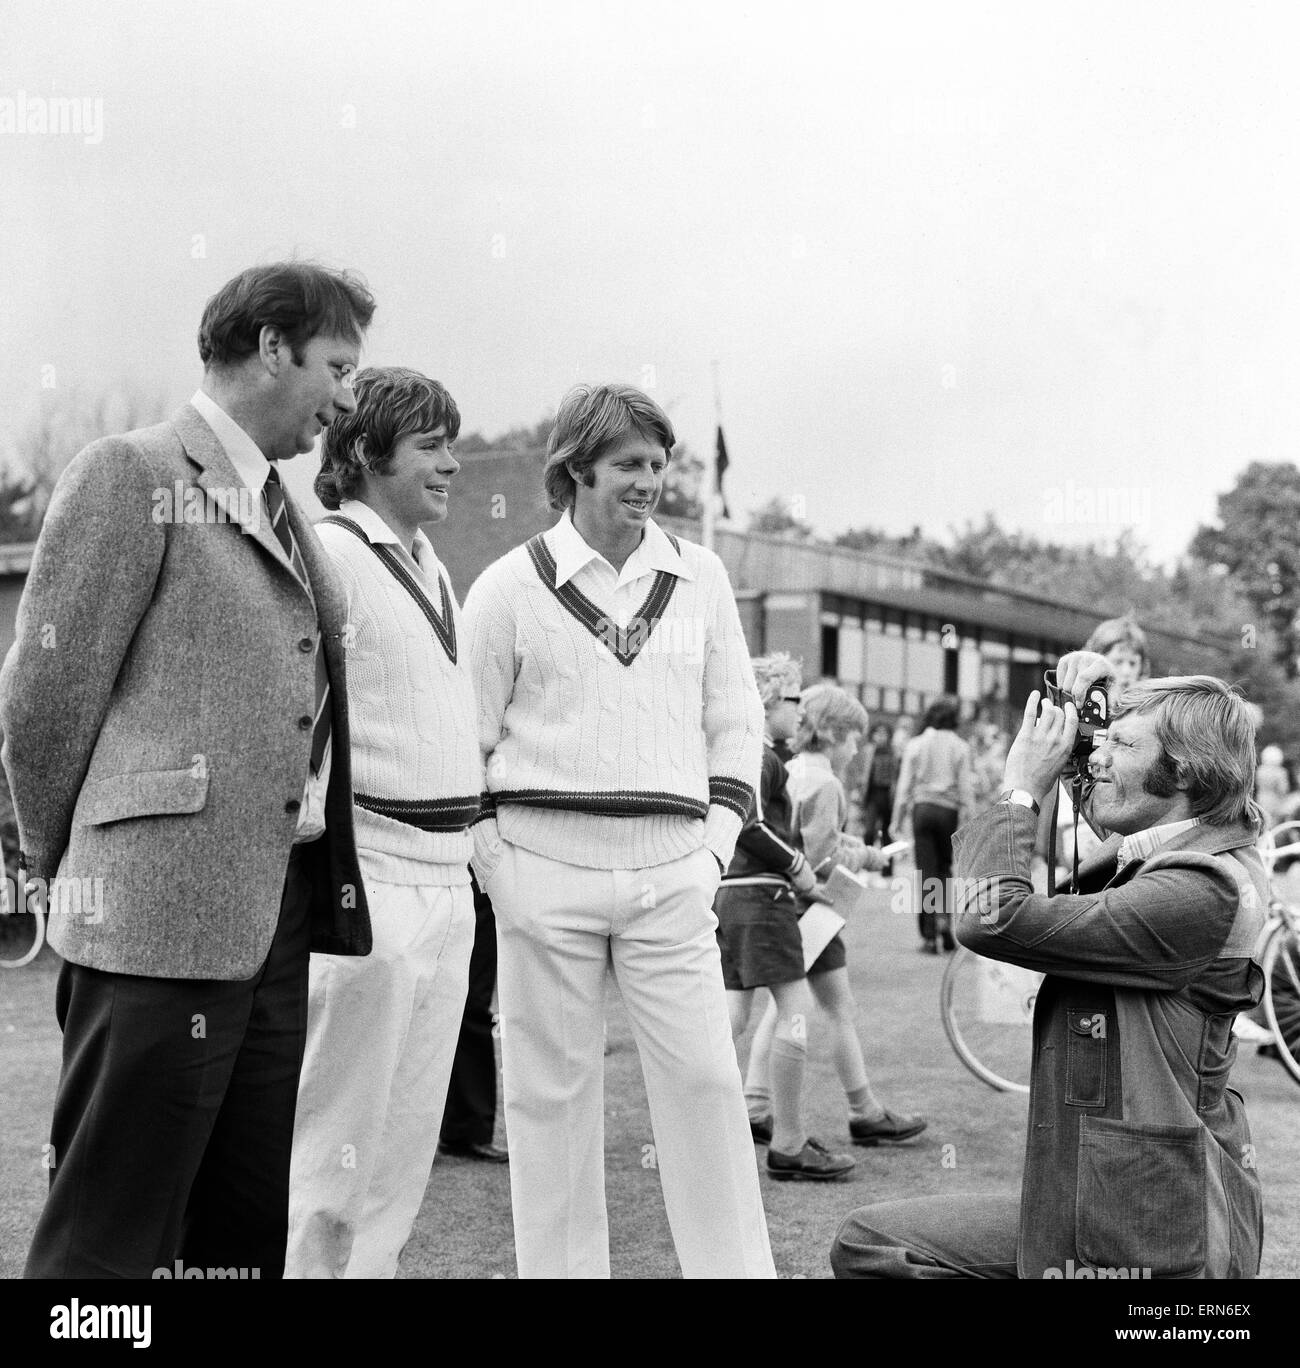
[751,652,803,708]
[198,261,376,369]
[1085,617,1148,673]
[795,684,869,753]
[1113,675,1261,829]
[542,383,676,511]
[922,696,960,731]
[315,367,460,510]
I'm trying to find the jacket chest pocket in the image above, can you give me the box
[1066,1007,1108,1107]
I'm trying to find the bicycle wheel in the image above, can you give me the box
[1261,915,1300,1087]
[0,910,45,969]
[940,946,1038,1094]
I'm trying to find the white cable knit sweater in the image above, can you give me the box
[462,517,763,873]
[316,500,482,885]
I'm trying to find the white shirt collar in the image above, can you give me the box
[189,390,273,495]
[1116,817,1202,873]
[546,509,692,588]
[336,498,441,574]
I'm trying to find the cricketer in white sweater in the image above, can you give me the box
[286,495,481,1279]
[464,510,763,878]
[462,507,773,1279]
[315,498,482,878]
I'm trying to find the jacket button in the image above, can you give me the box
[298,637,314,653]
[285,799,301,814]
[298,715,313,730]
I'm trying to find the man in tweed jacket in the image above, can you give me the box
[2,262,374,1278]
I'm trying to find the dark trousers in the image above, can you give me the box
[912,801,960,946]
[24,844,316,1279]
[831,1193,1019,1278]
[439,877,499,1148]
[861,786,894,847]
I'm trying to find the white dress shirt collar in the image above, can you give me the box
[189,389,274,495]
[335,498,440,574]
[547,509,692,588]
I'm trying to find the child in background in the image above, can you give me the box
[744,685,927,1150]
[716,656,855,1181]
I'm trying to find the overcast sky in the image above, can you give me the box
[2,0,1296,564]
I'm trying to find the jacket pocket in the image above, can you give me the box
[1077,1114,1206,1278]
[78,767,210,826]
[1065,1006,1107,1106]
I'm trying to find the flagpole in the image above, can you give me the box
[703,361,720,551]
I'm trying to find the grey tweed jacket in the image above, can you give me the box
[0,403,371,978]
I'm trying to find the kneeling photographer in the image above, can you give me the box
[831,653,1268,1280]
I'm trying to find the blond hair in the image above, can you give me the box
[795,684,869,753]
[750,653,803,708]
[1114,676,1260,828]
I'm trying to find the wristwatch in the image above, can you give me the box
[998,789,1041,816]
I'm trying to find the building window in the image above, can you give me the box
[821,623,839,679]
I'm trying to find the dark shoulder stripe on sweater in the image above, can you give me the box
[320,513,457,663]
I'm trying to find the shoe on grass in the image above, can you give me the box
[749,1114,773,1144]
[766,1137,856,1181]
[849,1109,928,1146]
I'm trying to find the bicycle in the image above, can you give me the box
[1248,820,1300,1086]
[940,946,1038,1094]
[0,843,46,970]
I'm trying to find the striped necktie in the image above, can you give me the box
[264,465,331,774]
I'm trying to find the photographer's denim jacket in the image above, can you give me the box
[954,805,1267,1279]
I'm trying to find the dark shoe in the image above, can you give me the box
[919,940,939,955]
[749,1114,773,1144]
[766,1137,856,1181]
[439,1140,509,1163]
[849,1110,928,1146]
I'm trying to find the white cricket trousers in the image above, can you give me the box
[487,841,775,1279]
[285,874,475,1277]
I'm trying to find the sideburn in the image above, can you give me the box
[1141,751,1181,799]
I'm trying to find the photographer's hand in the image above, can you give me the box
[1001,690,1079,802]
[1054,649,1118,709]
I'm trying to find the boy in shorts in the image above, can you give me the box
[716,656,855,1180]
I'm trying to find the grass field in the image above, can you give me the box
[4,878,1296,1283]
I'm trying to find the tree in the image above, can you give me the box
[833,522,940,563]
[456,416,553,458]
[747,495,816,540]
[1190,462,1300,677]
[13,384,172,528]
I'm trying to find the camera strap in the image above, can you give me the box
[1046,779,1085,897]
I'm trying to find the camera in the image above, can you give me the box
[1042,668,1109,784]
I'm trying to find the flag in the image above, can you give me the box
[714,425,731,519]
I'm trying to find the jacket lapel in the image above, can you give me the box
[172,404,307,591]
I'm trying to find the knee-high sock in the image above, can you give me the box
[768,1024,807,1155]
